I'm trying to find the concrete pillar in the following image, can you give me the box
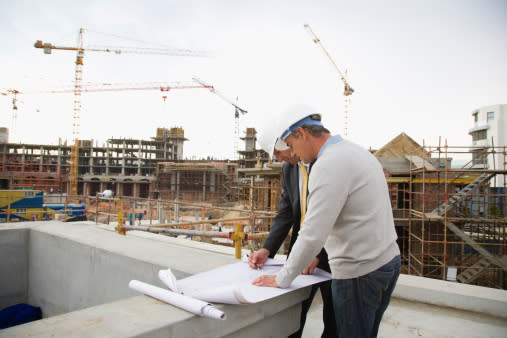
[137,140,142,175]
[89,145,93,174]
[116,182,121,197]
[157,200,163,224]
[174,201,179,223]
[40,146,44,172]
[57,147,62,178]
[210,172,216,193]
[134,183,138,198]
[176,171,180,200]
[202,171,206,201]
[105,141,110,176]
[121,141,126,176]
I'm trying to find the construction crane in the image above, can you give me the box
[192,77,247,159]
[1,90,22,141]
[303,23,354,136]
[0,80,212,148]
[34,28,207,196]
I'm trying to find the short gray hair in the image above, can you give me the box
[292,125,330,138]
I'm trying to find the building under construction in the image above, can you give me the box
[406,145,507,289]
[0,127,187,197]
[373,133,507,289]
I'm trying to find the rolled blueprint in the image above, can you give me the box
[128,280,226,320]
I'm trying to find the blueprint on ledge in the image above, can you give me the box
[176,258,331,304]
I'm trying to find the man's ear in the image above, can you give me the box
[296,126,308,140]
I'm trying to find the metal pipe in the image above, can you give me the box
[150,216,252,228]
[122,225,229,238]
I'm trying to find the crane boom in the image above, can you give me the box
[192,77,247,115]
[303,24,354,96]
[34,41,207,57]
[1,81,213,95]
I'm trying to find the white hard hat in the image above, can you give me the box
[276,104,323,141]
[274,137,289,151]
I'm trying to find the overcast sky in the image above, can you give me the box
[1,0,506,159]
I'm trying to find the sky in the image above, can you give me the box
[0,0,506,160]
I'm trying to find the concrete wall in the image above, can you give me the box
[0,228,28,309]
[0,221,244,317]
[0,221,310,337]
[27,230,169,316]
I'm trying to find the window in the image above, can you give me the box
[471,129,487,141]
[487,111,495,121]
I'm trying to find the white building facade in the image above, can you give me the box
[469,104,506,187]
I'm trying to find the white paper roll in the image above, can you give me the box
[128,280,226,320]
[158,269,180,293]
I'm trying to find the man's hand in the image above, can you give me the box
[302,257,319,275]
[248,248,270,269]
[252,274,279,287]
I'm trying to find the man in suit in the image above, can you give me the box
[248,135,336,338]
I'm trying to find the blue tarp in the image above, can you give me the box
[0,303,42,329]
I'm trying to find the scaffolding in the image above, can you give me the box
[0,157,65,192]
[407,144,507,289]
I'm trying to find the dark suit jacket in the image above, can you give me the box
[263,162,330,272]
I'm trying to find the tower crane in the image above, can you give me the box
[192,77,247,159]
[303,24,354,136]
[34,28,207,196]
[0,80,212,148]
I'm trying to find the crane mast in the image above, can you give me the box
[34,28,206,196]
[69,28,84,196]
[303,24,354,136]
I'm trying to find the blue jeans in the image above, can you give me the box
[331,255,401,337]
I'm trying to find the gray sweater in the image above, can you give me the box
[276,137,400,288]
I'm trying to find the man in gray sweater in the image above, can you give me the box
[253,106,401,337]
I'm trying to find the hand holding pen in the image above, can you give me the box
[247,248,270,270]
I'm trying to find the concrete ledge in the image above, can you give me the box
[3,289,310,337]
[394,274,507,319]
[0,221,310,337]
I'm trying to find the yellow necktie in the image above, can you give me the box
[299,163,309,225]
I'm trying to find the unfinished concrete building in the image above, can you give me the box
[0,127,186,197]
